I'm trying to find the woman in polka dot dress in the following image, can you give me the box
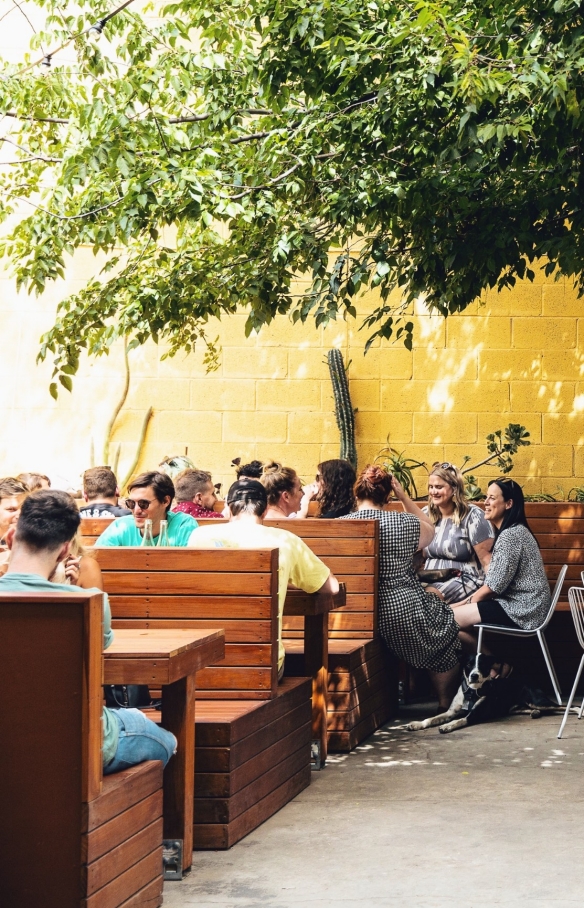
[340,465,461,710]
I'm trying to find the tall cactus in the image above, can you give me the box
[327,348,357,470]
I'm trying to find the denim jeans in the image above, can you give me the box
[103,707,177,775]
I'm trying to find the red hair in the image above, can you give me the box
[354,465,393,506]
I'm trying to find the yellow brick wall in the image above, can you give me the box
[1,253,583,499]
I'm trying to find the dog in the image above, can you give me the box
[405,653,561,734]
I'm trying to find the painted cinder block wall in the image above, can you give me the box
[1,252,583,497]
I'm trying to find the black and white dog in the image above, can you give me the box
[405,653,559,734]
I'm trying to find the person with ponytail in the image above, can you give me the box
[452,478,551,652]
[341,465,461,710]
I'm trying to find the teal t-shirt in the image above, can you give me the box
[0,572,118,764]
[96,509,198,547]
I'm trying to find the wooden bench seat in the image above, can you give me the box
[95,546,312,849]
[0,591,164,908]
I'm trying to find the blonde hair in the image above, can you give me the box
[427,463,470,526]
[260,461,299,506]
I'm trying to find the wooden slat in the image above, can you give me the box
[103,571,273,596]
[529,518,584,533]
[536,534,584,549]
[83,848,162,908]
[83,791,162,863]
[112,617,273,643]
[84,820,162,896]
[109,595,272,619]
[96,547,276,572]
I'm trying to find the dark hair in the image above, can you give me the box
[234,459,264,480]
[16,472,50,492]
[15,490,80,552]
[0,477,29,501]
[354,465,393,506]
[317,459,356,516]
[488,478,534,540]
[175,469,212,502]
[128,471,175,510]
[260,461,298,505]
[226,479,267,517]
[83,466,117,499]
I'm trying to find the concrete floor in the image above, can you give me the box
[163,705,584,908]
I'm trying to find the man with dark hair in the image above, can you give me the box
[96,470,198,546]
[188,479,339,677]
[0,491,176,773]
[79,466,130,518]
[172,469,222,519]
[0,477,28,544]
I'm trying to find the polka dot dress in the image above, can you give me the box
[341,509,461,672]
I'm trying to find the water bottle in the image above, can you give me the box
[157,519,169,547]
[141,518,155,546]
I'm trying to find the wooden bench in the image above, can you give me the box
[94,546,313,849]
[0,591,165,908]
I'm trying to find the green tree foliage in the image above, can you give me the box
[1,0,584,391]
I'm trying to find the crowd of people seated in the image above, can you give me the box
[0,455,551,767]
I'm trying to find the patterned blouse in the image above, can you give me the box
[486,524,551,629]
[424,504,493,574]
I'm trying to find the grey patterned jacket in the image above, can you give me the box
[486,524,551,629]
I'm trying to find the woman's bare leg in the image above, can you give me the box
[428,665,460,710]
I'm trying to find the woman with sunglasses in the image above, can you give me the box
[423,463,494,603]
[452,479,551,654]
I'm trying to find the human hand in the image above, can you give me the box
[302,482,319,501]
[390,476,408,501]
[64,556,81,584]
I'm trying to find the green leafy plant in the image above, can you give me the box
[3,3,584,390]
[463,475,483,502]
[568,486,584,501]
[524,492,561,502]
[461,424,531,476]
[374,441,426,499]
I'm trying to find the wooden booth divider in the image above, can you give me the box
[0,591,165,908]
[94,546,313,850]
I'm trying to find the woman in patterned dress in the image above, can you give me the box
[452,479,551,653]
[424,463,494,603]
[340,465,461,710]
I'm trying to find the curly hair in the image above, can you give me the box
[354,465,393,506]
[427,463,469,527]
[317,459,356,516]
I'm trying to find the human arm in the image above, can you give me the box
[390,477,434,550]
[78,554,104,590]
[296,482,319,519]
[473,538,493,571]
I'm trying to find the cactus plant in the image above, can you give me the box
[327,349,357,470]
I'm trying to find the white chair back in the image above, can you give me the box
[568,587,584,652]
[540,564,568,630]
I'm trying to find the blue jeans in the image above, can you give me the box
[103,708,177,775]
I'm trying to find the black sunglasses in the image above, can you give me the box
[125,498,154,511]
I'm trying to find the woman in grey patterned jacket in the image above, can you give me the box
[451,479,551,653]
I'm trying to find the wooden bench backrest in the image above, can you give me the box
[0,591,103,906]
[81,516,115,546]
[523,503,584,604]
[95,547,279,699]
[195,518,380,641]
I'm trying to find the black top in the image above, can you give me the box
[321,504,353,519]
[79,502,131,518]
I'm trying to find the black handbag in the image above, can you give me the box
[104,684,153,709]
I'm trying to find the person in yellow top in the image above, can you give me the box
[188,479,338,677]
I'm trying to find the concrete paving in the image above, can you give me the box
[163,705,584,908]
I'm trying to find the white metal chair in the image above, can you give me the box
[557,586,584,738]
[475,563,567,706]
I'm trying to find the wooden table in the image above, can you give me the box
[284,583,346,766]
[104,628,225,872]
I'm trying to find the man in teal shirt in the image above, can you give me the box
[96,471,197,546]
[0,490,176,773]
